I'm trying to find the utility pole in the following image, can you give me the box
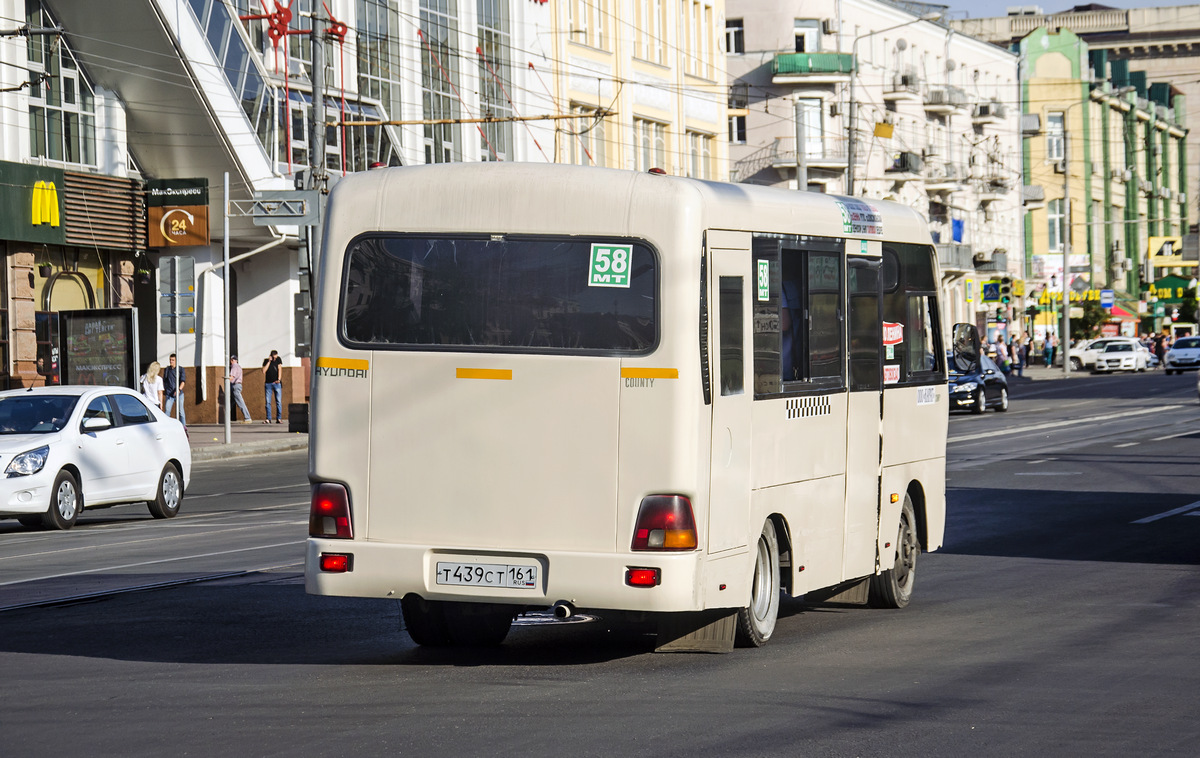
[794,100,808,192]
[1062,127,1072,375]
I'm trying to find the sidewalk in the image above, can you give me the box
[187,421,308,463]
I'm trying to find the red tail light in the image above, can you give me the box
[626,567,661,587]
[631,495,697,551]
[310,483,353,539]
[319,553,352,572]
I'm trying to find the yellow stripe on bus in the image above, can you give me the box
[456,368,513,380]
[317,357,370,371]
[621,368,679,379]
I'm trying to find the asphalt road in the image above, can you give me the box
[2,372,1198,757]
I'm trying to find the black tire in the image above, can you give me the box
[996,387,1009,412]
[1070,357,1083,370]
[869,495,919,609]
[1166,369,1176,375]
[148,463,183,519]
[970,389,985,415]
[442,602,514,646]
[43,470,80,530]
[17,515,42,528]
[735,520,781,647]
[401,595,452,647]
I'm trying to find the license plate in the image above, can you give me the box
[435,561,539,589]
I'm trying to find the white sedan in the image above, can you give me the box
[0,386,191,530]
[1093,342,1149,373]
[1164,336,1200,374]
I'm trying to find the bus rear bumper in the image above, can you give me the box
[305,538,712,613]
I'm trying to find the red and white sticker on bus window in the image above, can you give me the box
[883,321,904,361]
[883,365,900,384]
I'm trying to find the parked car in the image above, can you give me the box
[948,350,1009,413]
[1093,342,1149,373]
[1163,336,1200,374]
[1071,337,1148,370]
[0,386,191,530]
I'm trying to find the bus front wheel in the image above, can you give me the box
[735,520,781,647]
[869,495,919,609]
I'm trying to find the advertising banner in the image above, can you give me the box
[58,309,139,388]
[147,178,210,247]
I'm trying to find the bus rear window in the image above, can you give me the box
[340,235,657,353]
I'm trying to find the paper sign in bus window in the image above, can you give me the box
[757,259,770,301]
[588,244,633,288]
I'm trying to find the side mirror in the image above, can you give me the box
[83,416,112,432]
[951,323,981,373]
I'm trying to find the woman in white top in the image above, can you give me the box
[141,361,164,409]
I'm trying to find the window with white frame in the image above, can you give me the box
[421,0,461,164]
[794,19,820,53]
[726,18,744,54]
[635,0,666,64]
[26,1,96,166]
[569,103,607,167]
[680,1,714,78]
[634,118,667,171]
[478,0,513,161]
[1047,111,1064,162]
[356,0,404,128]
[729,115,746,144]
[686,131,713,179]
[567,0,609,50]
[1047,198,1064,253]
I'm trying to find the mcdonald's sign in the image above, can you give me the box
[31,180,60,227]
[0,161,64,244]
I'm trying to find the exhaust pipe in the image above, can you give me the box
[552,601,575,619]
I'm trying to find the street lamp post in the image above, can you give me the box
[846,13,941,196]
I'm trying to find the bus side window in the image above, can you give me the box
[848,258,881,391]
[719,276,744,396]
[881,244,942,383]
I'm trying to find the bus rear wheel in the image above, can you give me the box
[735,520,781,647]
[869,495,919,609]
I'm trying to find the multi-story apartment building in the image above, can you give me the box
[953,3,1200,226]
[1018,27,1186,336]
[0,0,725,416]
[725,0,1023,333]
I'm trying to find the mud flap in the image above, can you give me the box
[654,610,737,653]
[804,577,870,605]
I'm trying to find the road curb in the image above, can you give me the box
[191,436,309,463]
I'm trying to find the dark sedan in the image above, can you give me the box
[948,351,1009,414]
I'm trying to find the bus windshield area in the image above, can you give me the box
[341,235,657,354]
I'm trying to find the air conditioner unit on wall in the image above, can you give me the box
[822,19,836,35]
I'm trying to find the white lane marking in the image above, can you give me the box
[949,405,1184,443]
[1114,442,1139,448]
[187,483,308,500]
[1132,501,1200,524]
[1151,429,1199,442]
[0,540,306,586]
[1014,472,1081,476]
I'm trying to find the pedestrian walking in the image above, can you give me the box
[262,349,284,424]
[994,335,1011,375]
[163,353,186,426]
[227,355,253,423]
[141,361,164,409]
[1154,334,1167,365]
[1048,334,1058,368]
[1011,337,1024,377]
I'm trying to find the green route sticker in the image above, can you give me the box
[757,259,770,301]
[588,244,632,288]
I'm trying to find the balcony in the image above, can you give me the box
[772,53,854,85]
[884,72,923,101]
[924,160,964,193]
[925,87,968,114]
[770,137,850,172]
[979,176,1012,203]
[1022,185,1045,208]
[886,151,924,181]
[974,251,1009,273]
[972,101,1007,125]
[936,243,974,274]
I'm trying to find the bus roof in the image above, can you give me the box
[325,163,934,247]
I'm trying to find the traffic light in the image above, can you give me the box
[1000,277,1013,304]
[995,307,1005,321]
[1025,304,1040,318]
